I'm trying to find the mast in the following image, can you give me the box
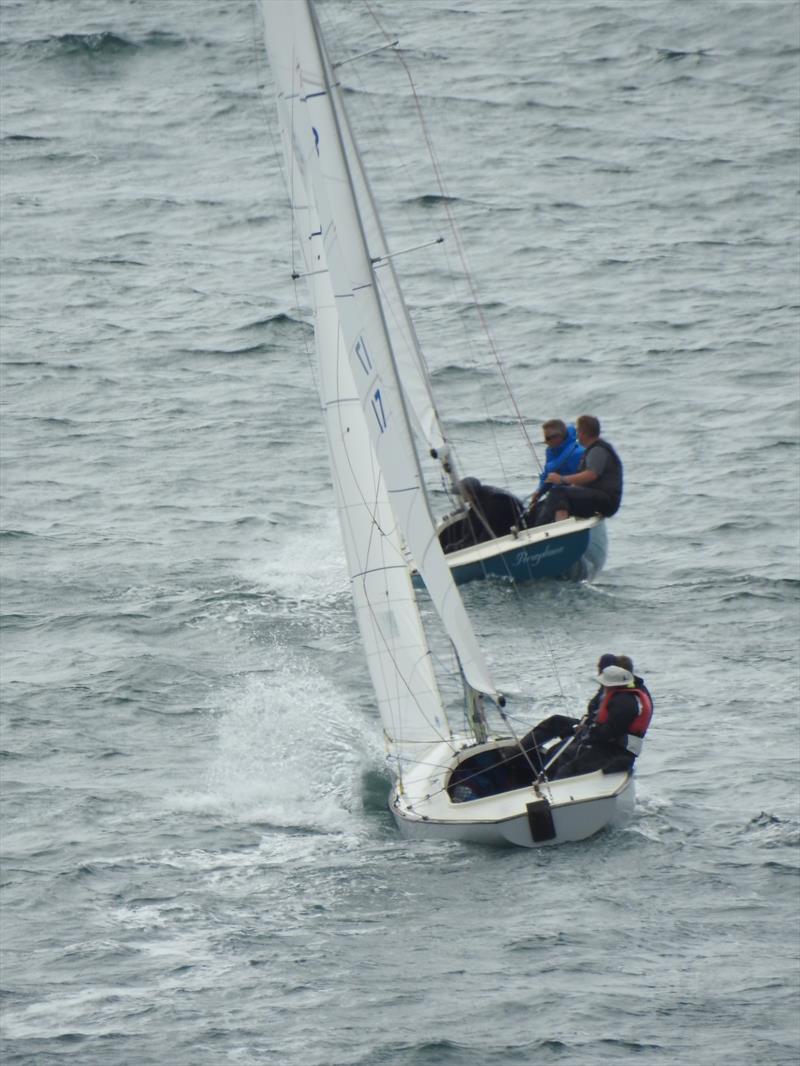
[466,687,488,746]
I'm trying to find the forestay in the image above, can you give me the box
[261,0,499,704]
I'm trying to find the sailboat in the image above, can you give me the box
[260,0,635,846]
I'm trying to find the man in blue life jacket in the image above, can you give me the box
[526,419,584,526]
[543,414,623,521]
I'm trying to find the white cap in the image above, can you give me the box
[596,665,634,687]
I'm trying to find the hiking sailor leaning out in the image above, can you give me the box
[544,414,623,520]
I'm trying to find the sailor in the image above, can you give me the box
[543,414,623,521]
[552,663,653,779]
[439,476,524,552]
[526,419,584,525]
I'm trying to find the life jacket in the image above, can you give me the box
[579,439,623,512]
[538,429,584,488]
[596,686,653,756]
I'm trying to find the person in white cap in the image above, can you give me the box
[551,663,653,779]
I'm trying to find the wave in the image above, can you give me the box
[5,29,187,63]
[524,97,583,113]
[739,812,800,853]
[447,412,529,431]
[239,312,310,331]
[50,30,136,55]
[7,30,137,61]
[87,255,147,269]
[1,132,51,143]
[429,361,499,382]
[655,573,799,603]
[404,193,460,208]
[174,342,272,359]
[656,47,713,62]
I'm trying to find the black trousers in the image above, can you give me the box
[546,485,619,518]
[552,745,634,779]
[519,715,580,773]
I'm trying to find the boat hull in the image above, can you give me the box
[389,738,635,848]
[412,516,607,588]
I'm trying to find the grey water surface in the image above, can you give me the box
[1,1,799,1064]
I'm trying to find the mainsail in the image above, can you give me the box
[261,0,499,704]
[274,92,449,756]
[332,54,456,479]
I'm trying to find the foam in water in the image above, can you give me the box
[239,513,348,605]
[174,646,382,838]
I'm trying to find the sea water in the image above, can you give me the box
[1,1,798,1063]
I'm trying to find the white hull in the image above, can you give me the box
[389,739,635,848]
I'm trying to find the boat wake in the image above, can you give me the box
[195,655,381,837]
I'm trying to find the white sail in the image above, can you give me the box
[261,0,498,702]
[333,69,453,471]
[268,41,452,757]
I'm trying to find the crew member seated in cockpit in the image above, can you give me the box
[439,477,524,554]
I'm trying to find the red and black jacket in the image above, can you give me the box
[595,685,653,755]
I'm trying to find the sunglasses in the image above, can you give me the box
[544,434,562,443]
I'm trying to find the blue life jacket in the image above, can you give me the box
[537,425,584,490]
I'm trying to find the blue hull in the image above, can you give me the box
[413,519,607,589]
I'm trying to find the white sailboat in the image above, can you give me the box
[260,0,634,846]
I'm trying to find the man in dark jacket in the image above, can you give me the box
[544,414,623,519]
[552,663,651,779]
[439,476,524,553]
[616,654,653,708]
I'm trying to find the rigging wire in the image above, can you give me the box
[363,1,543,479]
[318,2,573,709]
[317,8,522,495]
